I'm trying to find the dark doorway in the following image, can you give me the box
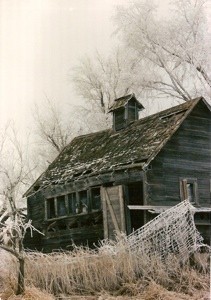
[126,182,144,233]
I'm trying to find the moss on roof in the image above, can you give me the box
[28,98,203,192]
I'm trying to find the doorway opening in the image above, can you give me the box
[126,182,144,233]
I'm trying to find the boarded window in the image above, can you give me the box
[180,178,198,205]
[68,193,76,214]
[91,187,101,211]
[47,198,56,219]
[57,196,67,217]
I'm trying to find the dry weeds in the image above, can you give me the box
[0,242,210,299]
[0,286,55,300]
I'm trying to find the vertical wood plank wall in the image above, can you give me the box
[146,101,211,207]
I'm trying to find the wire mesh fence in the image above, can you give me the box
[126,200,206,261]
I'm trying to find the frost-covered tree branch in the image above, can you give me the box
[33,96,75,154]
[0,124,42,295]
[114,0,211,102]
[72,48,138,114]
[73,0,210,120]
[32,95,82,170]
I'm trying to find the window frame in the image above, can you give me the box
[113,107,126,131]
[57,195,67,217]
[45,187,102,220]
[180,178,199,206]
[68,192,76,215]
[46,197,56,219]
[46,196,68,220]
[90,187,101,211]
[78,190,89,213]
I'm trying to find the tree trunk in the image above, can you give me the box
[17,257,25,295]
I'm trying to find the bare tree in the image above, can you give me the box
[33,96,79,164]
[0,124,33,209]
[73,0,211,117]
[114,0,211,102]
[73,48,139,114]
[0,124,41,295]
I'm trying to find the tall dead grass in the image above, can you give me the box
[0,240,209,298]
[23,239,210,298]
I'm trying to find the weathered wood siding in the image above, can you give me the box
[41,224,104,252]
[25,192,45,250]
[146,101,211,242]
[25,169,143,251]
[27,191,45,228]
[101,186,126,240]
[146,101,211,207]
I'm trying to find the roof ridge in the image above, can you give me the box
[73,128,111,141]
[54,98,202,145]
[137,97,201,123]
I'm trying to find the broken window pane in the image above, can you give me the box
[78,191,88,213]
[68,193,76,214]
[57,196,67,217]
[91,188,101,211]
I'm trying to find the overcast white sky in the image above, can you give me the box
[0,0,132,129]
[0,0,207,132]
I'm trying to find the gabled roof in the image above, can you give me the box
[25,97,210,196]
[108,93,144,112]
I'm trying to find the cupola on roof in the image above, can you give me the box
[108,93,144,112]
[108,93,144,131]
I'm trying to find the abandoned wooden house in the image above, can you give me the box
[24,94,211,251]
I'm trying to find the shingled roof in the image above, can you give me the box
[26,97,206,194]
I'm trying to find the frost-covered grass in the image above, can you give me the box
[24,240,209,298]
[0,241,210,299]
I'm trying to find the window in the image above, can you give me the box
[114,108,126,131]
[46,187,102,220]
[78,190,88,213]
[128,102,138,123]
[47,198,56,219]
[68,193,76,214]
[91,187,101,210]
[46,195,69,219]
[57,196,67,217]
[186,183,194,202]
[180,178,198,205]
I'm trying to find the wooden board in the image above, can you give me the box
[101,185,126,240]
